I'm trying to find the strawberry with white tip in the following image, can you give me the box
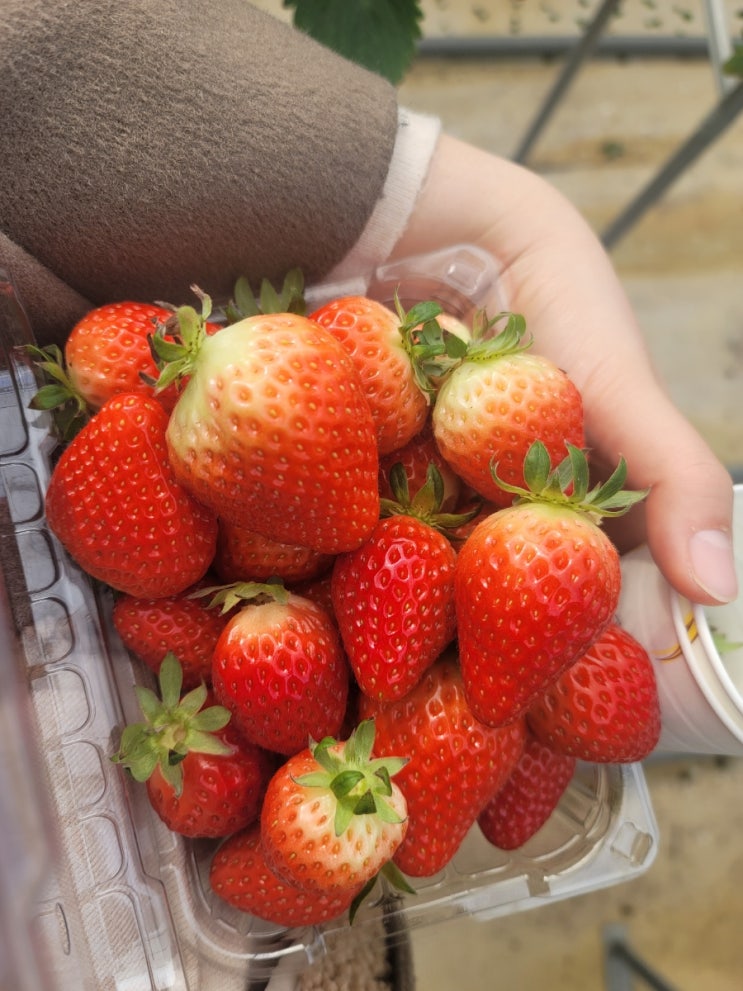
[152,290,380,554]
[455,441,648,726]
[260,719,410,907]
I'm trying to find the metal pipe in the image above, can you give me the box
[513,0,623,162]
[601,79,743,247]
[415,35,711,61]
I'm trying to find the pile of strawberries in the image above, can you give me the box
[30,274,662,928]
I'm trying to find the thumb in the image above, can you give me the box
[585,381,738,607]
[643,457,738,606]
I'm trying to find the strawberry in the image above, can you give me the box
[358,653,527,878]
[455,441,647,727]
[527,622,662,762]
[213,517,333,585]
[289,569,337,623]
[208,582,350,756]
[27,301,189,440]
[259,719,409,900]
[331,463,464,702]
[64,301,179,411]
[378,419,461,513]
[111,654,273,838]
[308,295,430,455]
[431,312,585,508]
[112,580,234,689]
[44,393,217,598]
[210,822,357,926]
[153,294,380,554]
[477,731,577,851]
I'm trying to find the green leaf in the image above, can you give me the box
[348,874,379,924]
[159,756,185,796]
[381,859,416,895]
[158,653,184,709]
[29,383,77,410]
[723,44,743,78]
[521,440,551,492]
[190,579,290,613]
[710,626,743,654]
[349,718,376,764]
[352,790,377,816]
[134,685,164,726]
[334,796,356,835]
[185,729,234,757]
[331,769,366,798]
[284,0,424,84]
[191,704,232,734]
[371,795,405,825]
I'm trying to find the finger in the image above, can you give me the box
[585,382,737,606]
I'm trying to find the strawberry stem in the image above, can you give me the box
[24,343,92,440]
[188,579,290,613]
[294,719,408,837]
[380,461,481,532]
[225,268,307,323]
[148,286,212,391]
[491,440,649,519]
[111,653,233,795]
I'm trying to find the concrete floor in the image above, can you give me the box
[256,3,743,988]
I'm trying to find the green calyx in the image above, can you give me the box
[463,309,532,361]
[147,286,212,393]
[110,652,232,795]
[492,440,649,520]
[295,719,408,838]
[224,268,307,323]
[398,301,534,396]
[395,294,468,397]
[380,461,481,533]
[25,343,91,441]
[189,578,290,614]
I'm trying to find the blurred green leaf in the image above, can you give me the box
[283,0,424,84]
[723,44,743,79]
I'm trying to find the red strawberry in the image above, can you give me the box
[431,312,585,508]
[378,419,461,512]
[477,732,576,850]
[289,569,337,622]
[154,295,380,554]
[358,653,527,878]
[331,463,462,702]
[112,654,273,838]
[309,295,430,455]
[112,580,234,689]
[210,823,357,926]
[27,301,210,440]
[455,442,647,726]
[213,517,333,585]
[64,301,179,411]
[259,720,409,899]
[209,583,350,756]
[44,393,217,598]
[527,623,661,762]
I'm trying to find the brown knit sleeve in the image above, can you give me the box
[0,0,399,343]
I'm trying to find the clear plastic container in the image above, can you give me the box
[0,254,658,991]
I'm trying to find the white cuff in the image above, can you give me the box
[323,106,442,283]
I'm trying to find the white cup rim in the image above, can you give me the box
[670,593,743,741]
[669,482,743,739]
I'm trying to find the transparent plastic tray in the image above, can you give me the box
[0,254,658,991]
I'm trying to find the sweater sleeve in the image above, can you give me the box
[322,107,442,286]
[0,0,412,344]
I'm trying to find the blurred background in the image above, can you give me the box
[259,3,743,988]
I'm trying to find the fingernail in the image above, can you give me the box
[689,529,738,603]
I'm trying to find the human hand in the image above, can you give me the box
[389,134,737,606]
